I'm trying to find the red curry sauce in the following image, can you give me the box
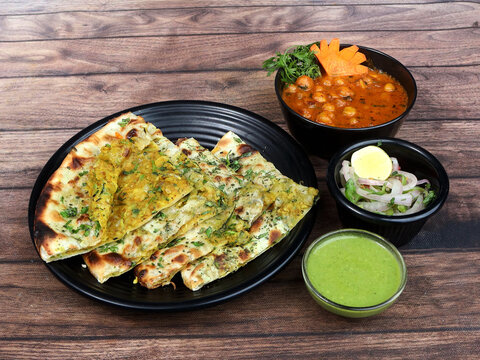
[281,69,408,128]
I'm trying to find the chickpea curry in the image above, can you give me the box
[282,70,408,128]
[263,38,409,129]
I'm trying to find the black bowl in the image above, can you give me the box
[326,138,449,247]
[275,45,417,159]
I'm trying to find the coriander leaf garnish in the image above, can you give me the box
[118,117,130,127]
[205,226,213,237]
[60,207,77,218]
[262,44,321,84]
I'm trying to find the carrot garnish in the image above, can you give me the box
[310,38,368,76]
[115,132,123,139]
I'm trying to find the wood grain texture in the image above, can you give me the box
[1,120,478,188]
[0,3,478,42]
[0,251,479,359]
[1,0,468,16]
[1,0,479,358]
[1,333,480,359]
[1,29,479,79]
[0,66,479,132]
[4,176,477,262]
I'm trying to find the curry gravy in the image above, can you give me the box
[282,69,408,128]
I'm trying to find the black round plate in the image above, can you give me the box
[28,100,318,311]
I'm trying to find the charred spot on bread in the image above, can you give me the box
[172,254,187,264]
[269,229,282,245]
[237,144,255,156]
[126,129,137,139]
[249,216,264,234]
[214,253,227,270]
[84,250,101,265]
[33,219,58,250]
[176,138,188,146]
[181,148,192,156]
[239,249,250,262]
[69,155,86,170]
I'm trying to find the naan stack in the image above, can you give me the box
[34,113,318,291]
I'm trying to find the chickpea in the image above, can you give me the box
[294,100,304,108]
[300,108,313,119]
[335,78,345,86]
[295,75,314,91]
[349,118,359,125]
[363,76,373,84]
[314,85,324,92]
[312,92,326,103]
[343,106,357,117]
[323,103,335,112]
[316,111,334,124]
[384,83,396,92]
[284,84,298,93]
[338,86,354,98]
[323,79,332,87]
[335,99,346,108]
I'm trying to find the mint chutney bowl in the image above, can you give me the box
[302,229,407,318]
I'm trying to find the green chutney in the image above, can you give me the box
[306,233,402,308]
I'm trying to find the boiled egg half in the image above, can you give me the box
[351,146,393,180]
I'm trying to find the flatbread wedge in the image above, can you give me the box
[134,137,274,289]
[34,113,162,262]
[181,132,318,290]
[83,136,230,283]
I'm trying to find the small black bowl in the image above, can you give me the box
[326,138,449,247]
[275,45,417,159]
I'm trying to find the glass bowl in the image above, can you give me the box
[302,229,407,318]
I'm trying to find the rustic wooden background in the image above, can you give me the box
[1,0,479,358]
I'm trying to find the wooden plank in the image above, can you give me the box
[1,120,479,189]
[3,172,479,263]
[1,331,480,359]
[0,251,479,346]
[1,29,478,79]
[0,66,479,131]
[0,0,462,16]
[0,3,478,42]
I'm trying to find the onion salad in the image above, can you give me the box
[339,157,436,216]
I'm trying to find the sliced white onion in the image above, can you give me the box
[357,201,390,213]
[338,155,430,216]
[408,189,422,199]
[391,157,400,172]
[390,178,403,195]
[340,160,351,183]
[416,179,430,186]
[398,194,425,215]
[396,170,418,191]
[357,178,391,187]
[354,185,414,207]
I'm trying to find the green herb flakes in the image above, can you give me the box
[60,207,77,218]
[118,117,130,127]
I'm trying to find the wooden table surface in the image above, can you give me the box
[1,1,479,358]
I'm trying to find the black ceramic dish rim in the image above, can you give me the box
[28,100,318,311]
[274,44,418,132]
[326,137,449,225]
